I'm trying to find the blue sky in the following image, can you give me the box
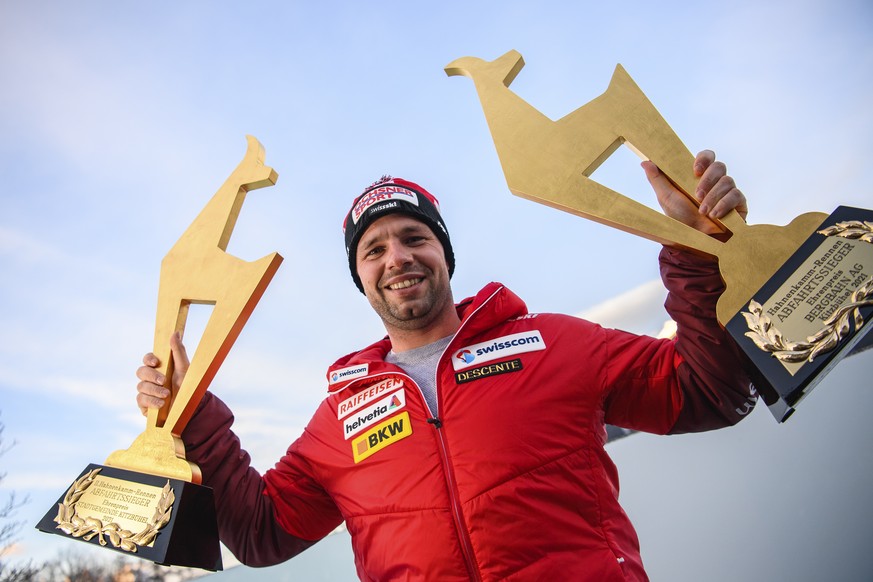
[1,1,872,579]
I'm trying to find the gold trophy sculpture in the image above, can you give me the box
[447,50,872,421]
[37,136,283,570]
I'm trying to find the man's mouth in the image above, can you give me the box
[387,278,423,291]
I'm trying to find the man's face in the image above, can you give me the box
[355,214,454,333]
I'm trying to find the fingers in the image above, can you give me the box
[700,176,747,220]
[694,150,748,221]
[135,331,191,416]
[142,351,159,367]
[136,362,170,415]
[693,149,716,178]
[136,384,169,415]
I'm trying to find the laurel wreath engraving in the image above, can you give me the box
[817,220,873,243]
[742,220,873,362]
[53,468,174,553]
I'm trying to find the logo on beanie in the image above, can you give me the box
[352,186,419,225]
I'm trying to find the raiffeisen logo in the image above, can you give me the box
[352,186,419,224]
[452,331,546,371]
[336,377,404,419]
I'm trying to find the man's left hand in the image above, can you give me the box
[642,149,748,235]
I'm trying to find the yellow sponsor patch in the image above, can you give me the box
[352,411,412,464]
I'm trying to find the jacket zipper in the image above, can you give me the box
[426,285,503,582]
[395,371,479,581]
[431,419,481,581]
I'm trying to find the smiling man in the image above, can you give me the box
[347,182,460,348]
[137,153,756,581]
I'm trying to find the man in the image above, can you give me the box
[136,151,754,581]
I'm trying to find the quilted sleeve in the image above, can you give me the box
[182,392,342,566]
[659,246,757,433]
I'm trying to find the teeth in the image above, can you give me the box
[388,278,422,290]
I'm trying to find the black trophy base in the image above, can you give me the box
[36,464,222,571]
[726,206,873,422]
[733,320,873,422]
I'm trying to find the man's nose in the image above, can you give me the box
[384,240,413,269]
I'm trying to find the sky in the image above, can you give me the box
[0,0,871,580]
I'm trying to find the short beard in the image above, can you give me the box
[367,271,453,332]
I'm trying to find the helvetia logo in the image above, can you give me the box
[342,389,407,439]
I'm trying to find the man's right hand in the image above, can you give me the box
[136,331,190,415]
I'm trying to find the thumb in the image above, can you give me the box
[169,331,191,379]
[641,161,674,203]
[640,160,707,229]
[641,160,681,212]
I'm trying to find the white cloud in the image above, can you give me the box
[577,278,668,336]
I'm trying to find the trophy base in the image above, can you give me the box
[726,206,873,422]
[737,321,873,422]
[36,464,222,571]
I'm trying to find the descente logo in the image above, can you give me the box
[452,331,546,371]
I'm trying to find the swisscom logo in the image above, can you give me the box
[452,331,546,371]
[329,363,369,385]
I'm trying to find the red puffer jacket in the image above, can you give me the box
[182,248,755,581]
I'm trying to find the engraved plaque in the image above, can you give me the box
[37,465,220,569]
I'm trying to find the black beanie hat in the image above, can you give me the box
[343,176,455,294]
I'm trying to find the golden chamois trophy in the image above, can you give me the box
[37,136,283,569]
[446,50,872,421]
